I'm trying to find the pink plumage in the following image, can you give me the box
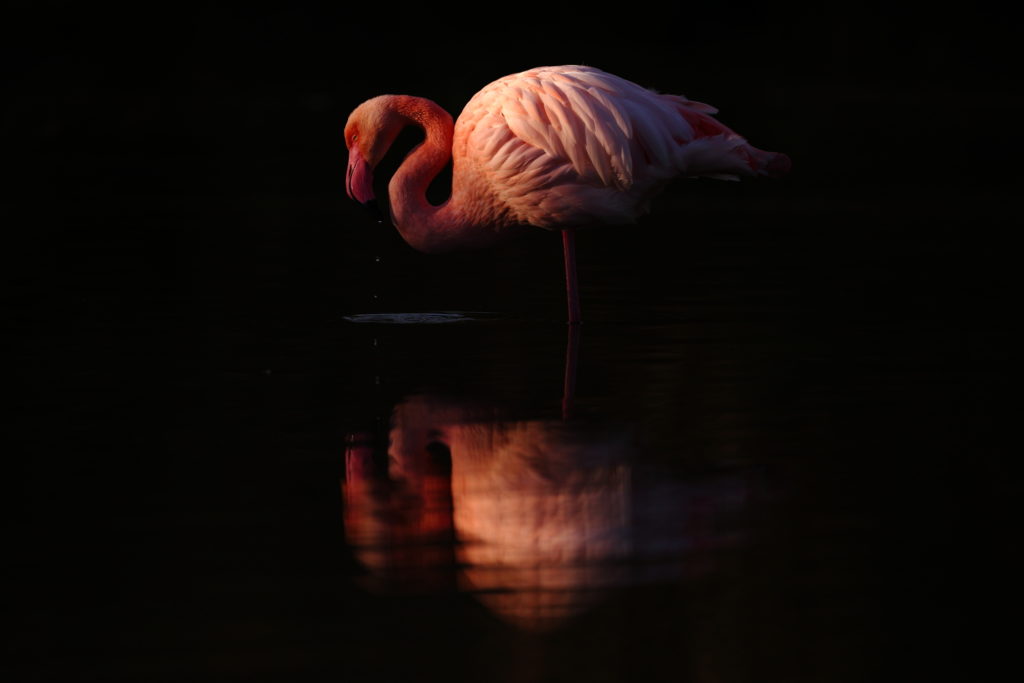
[344,65,789,322]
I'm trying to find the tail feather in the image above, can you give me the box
[747,147,792,178]
[668,98,791,179]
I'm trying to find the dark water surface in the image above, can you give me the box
[6,4,1016,679]
[8,182,1010,682]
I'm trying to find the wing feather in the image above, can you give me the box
[464,66,705,192]
[454,65,749,226]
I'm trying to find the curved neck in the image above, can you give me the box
[386,96,466,253]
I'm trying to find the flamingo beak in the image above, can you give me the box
[346,147,382,221]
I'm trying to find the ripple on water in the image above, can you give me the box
[342,311,496,325]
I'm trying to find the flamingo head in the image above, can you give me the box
[344,96,407,218]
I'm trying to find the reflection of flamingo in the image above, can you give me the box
[343,395,749,631]
[344,65,790,323]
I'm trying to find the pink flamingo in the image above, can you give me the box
[345,65,790,323]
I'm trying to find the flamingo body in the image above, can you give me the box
[344,65,789,320]
[452,66,787,228]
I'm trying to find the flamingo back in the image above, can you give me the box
[452,65,785,228]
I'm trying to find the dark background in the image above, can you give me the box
[5,1,1015,681]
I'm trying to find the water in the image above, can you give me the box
[8,187,1009,682]
[8,2,1016,676]
[343,312,497,324]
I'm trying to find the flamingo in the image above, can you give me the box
[344,65,790,323]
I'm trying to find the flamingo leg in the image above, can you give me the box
[562,228,582,325]
[561,323,581,420]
